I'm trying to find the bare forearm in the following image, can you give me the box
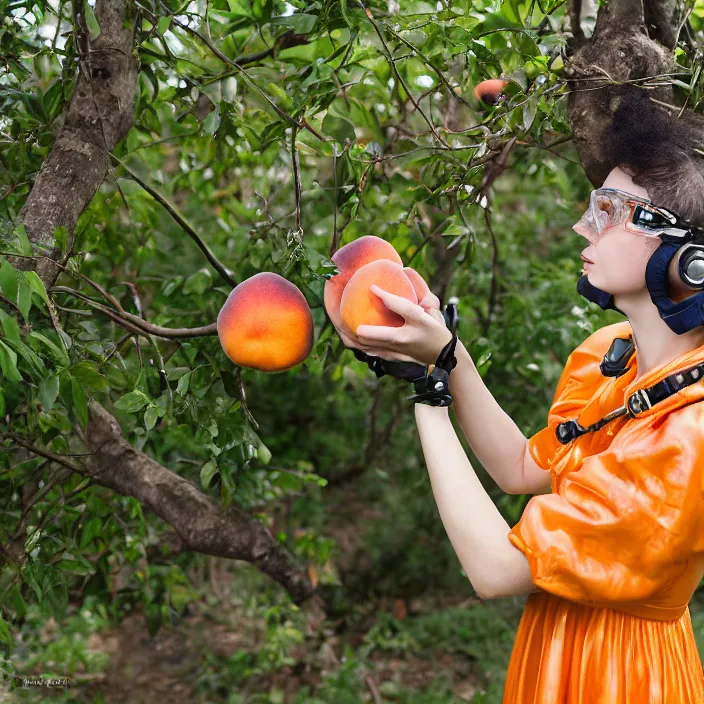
[447,339,528,493]
[414,403,533,598]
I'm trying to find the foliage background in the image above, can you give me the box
[1,0,704,700]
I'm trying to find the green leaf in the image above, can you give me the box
[38,374,60,410]
[83,1,102,40]
[222,77,238,103]
[17,275,32,322]
[24,270,50,307]
[200,460,218,489]
[140,65,160,101]
[183,268,213,296]
[15,224,32,256]
[54,225,68,254]
[7,585,26,618]
[36,409,70,433]
[166,366,190,381]
[322,113,356,145]
[162,276,183,297]
[522,95,538,131]
[226,0,253,16]
[0,615,12,648]
[71,360,109,392]
[144,404,158,431]
[340,0,359,28]
[114,390,151,412]
[257,441,272,465]
[42,79,64,122]
[272,471,302,492]
[24,564,42,599]
[79,517,103,549]
[57,327,72,353]
[0,260,19,303]
[0,340,22,383]
[71,376,88,429]
[278,36,334,63]
[0,310,20,344]
[499,0,523,24]
[202,109,221,135]
[157,16,171,35]
[251,0,273,21]
[271,12,317,33]
[4,337,46,378]
[176,371,191,395]
[57,557,94,576]
[28,331,70,366]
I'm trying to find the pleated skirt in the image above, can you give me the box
[502,591,704,703]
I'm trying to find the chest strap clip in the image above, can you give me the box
[555,360,704,444]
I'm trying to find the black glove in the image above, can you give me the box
[407,330,458,407]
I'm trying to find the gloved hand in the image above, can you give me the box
[331,288,446,378]
[352,294,459,382]
[355,286,454,368]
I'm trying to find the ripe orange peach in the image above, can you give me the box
[403,266,431,303]
[323,236,403,340]
[473,79,509,105]
[340,259,418,334]
[217,272,314,372]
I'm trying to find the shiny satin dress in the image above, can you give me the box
[503,321,704,703]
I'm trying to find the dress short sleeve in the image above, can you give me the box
[527,324,627,470]
[510,403,704,607]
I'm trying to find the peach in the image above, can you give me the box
[340,259,418,334]
[473,79,509,105]
[403,266,431,303]
[323,236,403,339]
[217,272,314,372]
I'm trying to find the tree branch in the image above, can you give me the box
[4,412,320,607]
[51,286,219,338]
[73,402,317,604]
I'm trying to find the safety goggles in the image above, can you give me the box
[574,188,699,240]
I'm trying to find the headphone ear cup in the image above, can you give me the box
[678,244,704,288]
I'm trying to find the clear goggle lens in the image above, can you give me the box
[575,188,683,239]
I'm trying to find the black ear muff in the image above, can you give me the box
[677,242,704,289]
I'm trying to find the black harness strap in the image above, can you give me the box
[556,357,704,445]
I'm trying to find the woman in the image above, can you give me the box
[341,90,704,701]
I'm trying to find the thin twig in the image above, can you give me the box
[2,432,85,475]
[109,153,237,288]
[291,125,302,233]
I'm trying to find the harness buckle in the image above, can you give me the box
[627,388,652,416]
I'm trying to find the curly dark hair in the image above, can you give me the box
[601,85,704,229]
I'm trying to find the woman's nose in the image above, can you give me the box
[572,223,598,244]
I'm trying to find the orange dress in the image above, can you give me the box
[504,321,704,703]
